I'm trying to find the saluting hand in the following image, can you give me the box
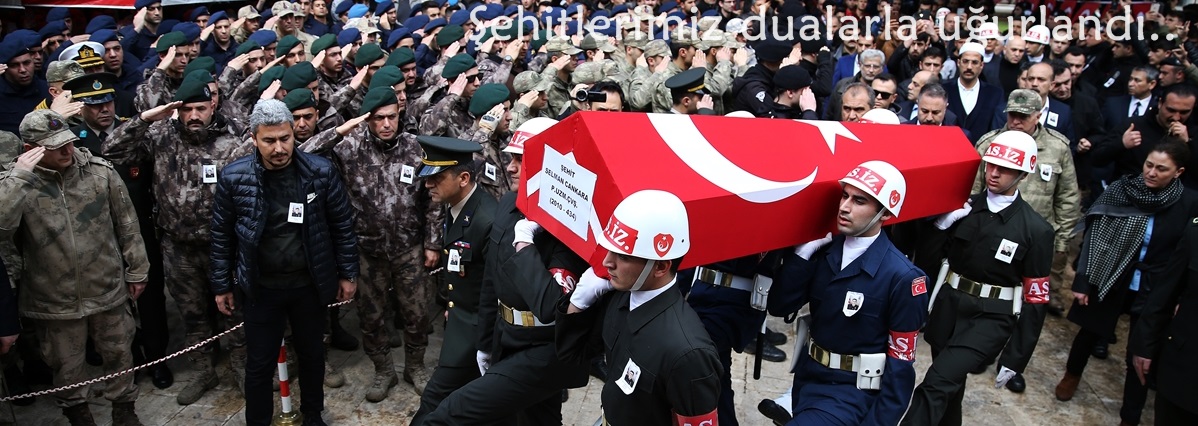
[140,101,183,122]
[336,113,371,136]
[448,74,469,96]
[157,46,177,71]
[14,146,45,172]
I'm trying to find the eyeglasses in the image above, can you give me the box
[875,90,893,100]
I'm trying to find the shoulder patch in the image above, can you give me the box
[755,90,766,102]
[911,276,927,296]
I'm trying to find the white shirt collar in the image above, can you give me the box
[986,189,1018,213]
[630,277,676,311]
[841,234,879,270]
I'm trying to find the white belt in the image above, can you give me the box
[694,266,753,292]
[807,338,859,372]
[500,301,554,327]
[946,271,1016,301]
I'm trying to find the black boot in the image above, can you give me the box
[758,399,792,426]
[743,338,787,363]
[1092,343,1110,360]
[150,364,174,389]
[1005,372,1027,393]
[765,327,788,346]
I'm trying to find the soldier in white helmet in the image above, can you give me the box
[556,190,722,426]
[903,131,1055,426]
[768,160,929,425]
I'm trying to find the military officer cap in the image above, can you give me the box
[46,60,85,84]
[184,55,217,77]
[259,66,286,93]
[354,43,386,68]
[175,70,215,104]
[359,86,399,115]
[65,72,119,105]
[386,47,416,67]
[311,34,337,55]
[415,135,482,177]
[155,31,188,53]
[436,24,466,48]
[276,35,303,57]
[442,53,476,79]
[545,37,581,55]
[60,41,106,69]
[281,62,318,91]
[236,40,262,56]
[284,88,318,111]
[20,110,78,150]
[1005,89,1043,115]
[369,65,404,90]
[572,62,606,85]
[469,83,510,116]
[513,71,551,93]
[665,68,708,95]
[643,39,669,58]
[773,65,812,90]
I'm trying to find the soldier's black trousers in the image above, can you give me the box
[243,285,327,426]
[410,365,480,426]
[1156,393,1198,426]
[133,232,167,361]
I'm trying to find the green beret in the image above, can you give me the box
[496,22,521,40]
[258,66,286,93]
[369,65,403,90]
[174,70,215,104]
[436,25,465,48]
[468,83,510,116]
[184,56,216,77]
[385,46,416,67]
[359,86,398,115]
[283,88,317,111]
[276,35,302,57]
[354,43,385,68]
[476,28,494,45]
[281,62,317,91]
[441,53,476,79]
[310,34,336,55]
[529,30,551,52]
[235,40,261,56]
[155,31,187,53]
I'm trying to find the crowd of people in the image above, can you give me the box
[2,0,1198,425]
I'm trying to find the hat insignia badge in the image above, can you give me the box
[92,80,102,90]
[48,118,62,130]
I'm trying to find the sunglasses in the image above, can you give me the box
[875,90,893,100]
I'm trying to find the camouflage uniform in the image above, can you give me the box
[0,147,148,408]
[651,61,686,113]
[231,68,270,111]
[328,84,367,122]
[508,103,550,136]
[704,59,735,115]
[419,93,474,138]
[318,68,353,97]
[540,66,572,118]
[102,113,253,379]
[622,65,654,111]
[403,80,433,133]
[476,55,515,86]
[300,126,442,384]
[133,69,183,112]
[217,65,247,106]
[459,124,510,200]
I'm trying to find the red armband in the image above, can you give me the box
[887,330,918,362]
[1022,276,1050,304]
[550,268,577,294]
[673,408,717,426]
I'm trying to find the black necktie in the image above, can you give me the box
[1132,101,1142,117]
[98,131,108,141]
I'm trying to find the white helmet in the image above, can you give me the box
[977,22,1000,40]
[983,131,1038,174]
[724,110,755,118]
[1025,25,1050,45]
[503,117,558,155]
[598,189,690,261]
[860,108,901,125]
[840,160,907,217]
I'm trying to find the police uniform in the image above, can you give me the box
[458,83,512,201]
[903,191,1054,426]
[422,192,591,425]
[769,231,929,425]
[133,31,188,113]
[767,66,819,119]
[411,136,498,425]
[419,54,480,138]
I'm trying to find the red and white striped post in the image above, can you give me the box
[272,339,302,425]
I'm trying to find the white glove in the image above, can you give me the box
[569,267,613,310]
[995,366,1017,388]
[794,232,833,260]
[476,350,491,376]
[512,219,542,246]
[934,202,972,230]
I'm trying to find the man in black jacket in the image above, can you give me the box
[732,40,790,117]
[210,99,359,426]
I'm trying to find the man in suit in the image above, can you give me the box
[1091,84,1198,189]
[946,43,1004,145]
[992,63,1076,144]
[902,83,961,128]
[1102,66,1159,137]
[410,135,497,426]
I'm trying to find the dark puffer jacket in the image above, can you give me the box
[210,150,359,303]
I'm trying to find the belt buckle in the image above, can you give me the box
[841,355,854,372]
[520,311,535,327]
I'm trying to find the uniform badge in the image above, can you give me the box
[911,276,927,296]
[755,90,766,103]
[995,239,1018,264]
[617,359,641,395]
[843,291,864,317]
[447,249,462,272]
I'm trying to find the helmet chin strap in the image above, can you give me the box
[991,171,1026,196]
[630,260,657,291]
[849,209,887,238]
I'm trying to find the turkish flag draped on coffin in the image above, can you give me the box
[515,112,981,270]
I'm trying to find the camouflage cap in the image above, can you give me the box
[46,60,85,84]
[0,130,20,163]
[579,34,616,53]
[670,28,699,47]
[20,110,78,149]
[697,29,726,50]
[644,39,669,58]
[572,62,606,85]
[513,70,551,93]
[723,33,744,50]
[623,32,649,50]
[1005,89,1043,115]
[545,37,582,55]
